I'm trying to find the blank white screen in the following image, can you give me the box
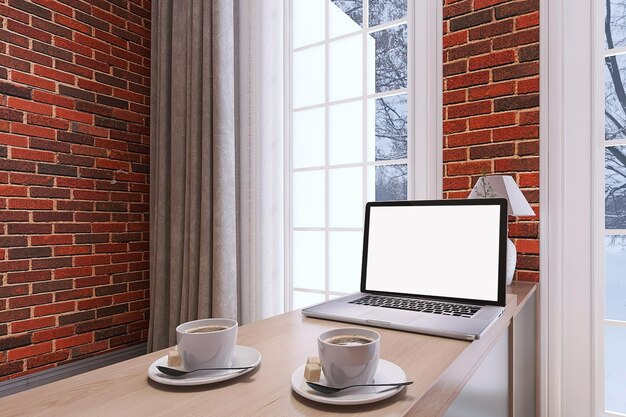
[364,204,502,302]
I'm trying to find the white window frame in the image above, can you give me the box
[283,0,442,310]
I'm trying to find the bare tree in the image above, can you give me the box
[605,0,626,228]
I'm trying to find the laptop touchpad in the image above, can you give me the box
[358,308,420,324]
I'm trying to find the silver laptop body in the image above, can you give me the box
[302,198,508,341]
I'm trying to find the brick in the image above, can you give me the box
[469,50,516,70]
[0,186,27,197]
[493,62,539,82]
[27,114,71,130]
[38,163,78,177]
[54,245,92,256]
[97,304,127,318]
[450,9,492,31]
[494,94,539,111]
[7,270,52,284]
[32,257,73,270]
[32,279,74,294]
[0,28,29,47]
[11,148,55,163]
[58,153,96,167]
[9,0,52,19]
[30,186,71,199]
[446,70,490,90]
[9,342,53,361]
[8,223,52,234]
[0,334,31,351]
[71,340,108,356]
[8,198,54,210]
[34,302,76,317]
[0,80,32,99]
[0,54,31,72]
[443,176,471,191]
[517,78,539,94]
[54,266,94,279]
[12,123,56,139]
[469,111,517,130]
[32,212,73,222]
[447,100,491,119]
[58,310,96,325]
[94,325,127,341]
[9,293,54,309]
[55,288,94,302]
[495,0,539,19]
[493,28,539,50]
[519,110,539,125]
[32,90,75,109]
[443,60,467,76]
[494,156,539,172]
[56,333,93,349]
[0,308,31,323]
[0,362,25,377]
[32,326,75,343]
[470,143,515,159]
[446,160,492,176]
[11,69,56,91]
[75,317,113,334]
[31,40,73,62]
[75,10,110,31]
[518,140,540,156]
[32,16,72,39]
[12,316,56,333]
[469,18,513,40]
[78,296,112,310]
[492,125,539,141]
[110,331,141,347]
[59,85,96,102]
[0,285,29,298]
[33,65,76,85]
[27,350,70,369]
[95,283,127,296]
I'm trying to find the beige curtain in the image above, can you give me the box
[149,0,284,351]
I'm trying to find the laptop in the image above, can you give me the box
[302,198,508,340]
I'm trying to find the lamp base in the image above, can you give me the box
[506,238,516,285]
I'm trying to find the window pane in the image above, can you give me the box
[329,0,362,38]
[293,231,325,291]
[329,34,363,102]
[371,164,407,201]
[369,24,407,93]
[606,1,626,49]
[329,231,363,293]
[293,0,325,48]
[604,54,626,141]
[329,101,362,165]
[605,325,626,414]
[605,146,626,228]
[293,46,325,108]
[367,94,408,162]
[293,108,325,169]
[293,291,325,310]
[369,0,407,27]
[606,236,626,321]
[293,170,325,227]
[329,167,363,228]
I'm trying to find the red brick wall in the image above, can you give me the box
[443,0,539,282]
[0,0,150,380]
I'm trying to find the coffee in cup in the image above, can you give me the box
[318,327,380,388]
[176,318,237,370]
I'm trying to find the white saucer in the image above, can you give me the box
[148,345,261,386]
[291,359,407,405]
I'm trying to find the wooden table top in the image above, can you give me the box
[2,282,536,417]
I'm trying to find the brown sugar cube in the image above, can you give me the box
[306,356,320,366]
[304,363,321,382]
[168,349,183,367]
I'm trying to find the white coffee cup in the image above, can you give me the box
[176,318,237,370]
[317,327,380,387]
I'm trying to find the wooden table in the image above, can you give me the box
[2,283,536,417]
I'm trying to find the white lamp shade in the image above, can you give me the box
[468,175,535,217]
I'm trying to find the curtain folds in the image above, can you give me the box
[149,0,283,351]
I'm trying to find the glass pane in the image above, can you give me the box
[329,231,362,293]
[293,291,325,310]
[293,46,325,108]
[606,1,626,49]
[329,101,362,165]
[606,236,626,321]
[604,54,626,141]
[293,170,325,227]
[367,164,407,201]
[329,167,363,228]
[605,146,626,228]
[369,24,407,94]
[293,0,325,48]
[605,325,626,414]
[294,108,325,169]
[367,94,408,162]
[329,0,362,38]
[329,35,363,102]
[293,231,325,291]
[369,0,407,27]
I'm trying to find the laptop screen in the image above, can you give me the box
[361,199,507,306]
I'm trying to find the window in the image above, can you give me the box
[602,1,626,415]
[287,0,440,310]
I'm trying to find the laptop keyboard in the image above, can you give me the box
[349,295,481,318]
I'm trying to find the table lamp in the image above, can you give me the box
[468,175,535,285]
